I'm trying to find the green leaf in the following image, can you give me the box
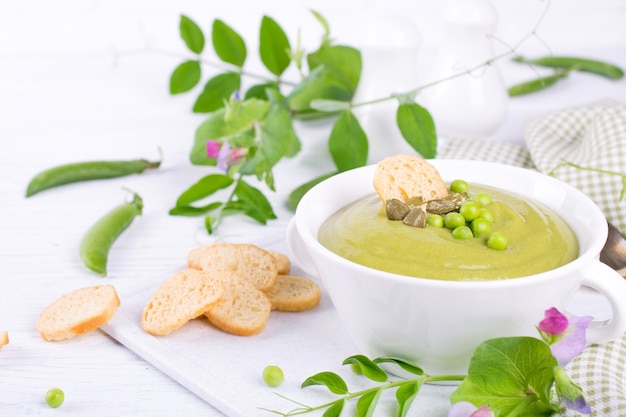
[310,10,330,48]
[396,102,437,159]
[323,399,345,417]
[396,381,423,417]
[287,44,362,117]
[244,82,280,101]
[179,15,205,54]
[175,174,234,206]
[343,355,388,383]
[169,60,201,94]
[212,19,247,67]
[204,215,216,234]
[287,171,337,210]
[259,16,291,76]
[328,110,368,171]
[233,179,277,224]
[193,72,241,113]
[169,202,222,216]
[356,389,382,417]
[308,45,361,93]
[301,371,349,395]
[373,357,425,376]
[450,337,559,417]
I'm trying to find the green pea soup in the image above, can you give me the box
[318,184,578,281]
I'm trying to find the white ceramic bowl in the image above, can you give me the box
[287,160,626,376]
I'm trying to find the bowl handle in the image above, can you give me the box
[581,261,626,344]
[286,217,318,277]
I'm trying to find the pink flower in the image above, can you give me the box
[206,140,221,158]
[448,402,494,417]
[205,140,248,172]
[537,307,592,365]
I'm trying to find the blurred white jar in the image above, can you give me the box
[419,0,509,139]
[351,11,422,164]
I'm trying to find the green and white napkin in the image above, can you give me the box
[437,100,626,417]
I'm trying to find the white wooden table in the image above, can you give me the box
[1,2,625,416]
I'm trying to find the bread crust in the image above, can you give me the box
[188,243,277,291]
[142,268,224,336]
[373,155,448,203]
[265,275,321,312]
[36,285,120,342]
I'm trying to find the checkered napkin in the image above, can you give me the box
[437,100,626,417]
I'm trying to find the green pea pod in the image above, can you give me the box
[513,55,624,80]
[26,157,161,197]
[80,191,143,276]
[507,69,570,97]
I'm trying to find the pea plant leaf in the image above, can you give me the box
[373,357,425,376]
[450,337,559,417]
[174,174,234,207]
[169,202,222,216]
[169,60,201,94]
[179,15,205,54]
[343,355,389,383]
[244,82,280,101]
[259,15,291,77]
[356,389,383,417]
[301,372,349,395]
[323,399,345,417]
[289,45,362,117]
[328,110,368,172]
[396,380,423,417]
[232,179,276,224]
[212,19,247,67]
[396,101,437,159]
[193,72,241,113]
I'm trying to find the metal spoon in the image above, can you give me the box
[600,222,626,278]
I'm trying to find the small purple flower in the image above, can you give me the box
[553,366,591,414]
[537,307,592,364]
[448,402,494,417]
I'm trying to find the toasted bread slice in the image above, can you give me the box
[265,275,321,312]
[187,243,277,291]
[36,285,120,341]
[0,331,8,348]
[205,272,272,336]
[267,250,291,275]
[142,268,224,336]
[373,155,448,203]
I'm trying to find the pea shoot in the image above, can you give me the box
[45,387,64,408]
[262,365,284,387]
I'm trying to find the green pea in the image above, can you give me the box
[472,192,492,207]
[45,388,64,408]
[262,365,284,387]
[427,214,444,228]
[80,190,143,276]
[508,69,570,97]
[478,208,494,223]
[459,202,481,222]
[444,212,466,229]
[26,156,161,197]
[513,55,624,80]
[487,232,508,250]
[450,179,469,193]
[452,225,473,240]
[471,218,491,236]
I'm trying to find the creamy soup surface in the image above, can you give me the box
[318,184,579,281]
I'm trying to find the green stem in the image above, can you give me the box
[275,374,467,416]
